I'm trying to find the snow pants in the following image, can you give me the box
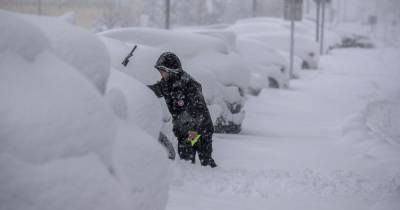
[177,132,214,166]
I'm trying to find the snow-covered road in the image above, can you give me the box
[167,47,400,210]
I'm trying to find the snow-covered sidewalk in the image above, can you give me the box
[166,47,400,210]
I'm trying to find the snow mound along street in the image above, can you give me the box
[22,13,111,94]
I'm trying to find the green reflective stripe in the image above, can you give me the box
[189,134,201,146]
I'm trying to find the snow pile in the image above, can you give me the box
[0,10,170,210]
[22,14,111,94]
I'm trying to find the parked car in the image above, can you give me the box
[242,32,320,70]
[176,26,295,95]
[234,17,342,53]
[229,17,345,69]
[336,33,375,49]
[98,28,251,133]
[236,38,290,94]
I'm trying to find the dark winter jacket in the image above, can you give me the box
[148,71,214,139]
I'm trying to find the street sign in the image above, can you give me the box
[284,0,303,21]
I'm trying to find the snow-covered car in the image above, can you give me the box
[229,18,325,69]
[175,26,294,95]
[242,32,320,70]
[233,17,342,54]
[336,33,375,49]
[99,27,251,133]
[236,38,290,94]
[0,10,170,210]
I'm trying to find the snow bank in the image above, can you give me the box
[22,14,111,94]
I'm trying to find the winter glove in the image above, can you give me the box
[187,131,201,146]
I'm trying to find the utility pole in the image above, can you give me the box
[165,0,170,29]
[320,0,326,55]
[290,19,295,78]
[38,0,42,15]
[252,0,257,17]
[284,0,303,79]
[343,0,347,22]
[316,0,321,42]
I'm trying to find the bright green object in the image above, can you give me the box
[189,134,201,146]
